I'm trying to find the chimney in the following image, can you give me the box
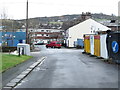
[81,12,92,21]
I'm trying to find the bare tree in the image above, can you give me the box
[1,9,8,32]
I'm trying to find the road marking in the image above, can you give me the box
[38,56,47,66]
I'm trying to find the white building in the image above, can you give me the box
[65,18,111,47]
[30,29,64,44]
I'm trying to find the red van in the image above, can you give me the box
[46,41,61,48]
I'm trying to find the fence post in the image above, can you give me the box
[18,47,21,56]
[22,47,24,55]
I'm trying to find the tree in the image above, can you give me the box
[1,10,8,32]
[1,11,23,32]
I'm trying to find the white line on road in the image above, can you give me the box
[38,56,47,67]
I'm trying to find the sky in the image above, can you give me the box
[0,0,120,19]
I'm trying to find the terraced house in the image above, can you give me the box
[29,29,65,44]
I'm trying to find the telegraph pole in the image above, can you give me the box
[26,0,29,44]
[118,1,120,31]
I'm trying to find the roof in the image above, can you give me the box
[68,18,111,31]
[96,20,119,27]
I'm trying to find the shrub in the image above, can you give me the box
[2,47,17,52]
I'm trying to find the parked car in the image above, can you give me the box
[46,41,61,48]
[34,41,44,45]
[34,43,44,45]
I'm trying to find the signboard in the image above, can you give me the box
[112,41,119,53]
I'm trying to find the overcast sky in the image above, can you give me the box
[0,0,119,19]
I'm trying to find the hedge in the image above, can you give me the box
[2,47,17,52]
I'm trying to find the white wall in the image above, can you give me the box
[66,19,110,47]
[89,19,111,33]
[36,29,64,32]
[100,34,108,59]
[67,19,90,47]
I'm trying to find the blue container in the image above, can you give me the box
[1,32,26,47]
[77,39,84,48]
[7,40,13,47]
[13,40,19,47]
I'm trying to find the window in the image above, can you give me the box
[41,30,44,32]
[56,42,60,44]
[46,34,49,37]
[37,34,41,36]
[42,34,44,36]
[46,30,49,32]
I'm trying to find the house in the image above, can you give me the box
[98,20,120,31]
[65,18,111,47]
[29,29,65,44]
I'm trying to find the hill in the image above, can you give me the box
[1,13,117,31]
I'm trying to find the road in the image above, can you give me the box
[14,48,118,88]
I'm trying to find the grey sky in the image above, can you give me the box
[0,0,119,19]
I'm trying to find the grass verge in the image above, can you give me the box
[0,54,33,73]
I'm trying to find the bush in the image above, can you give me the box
[2,47,17,52]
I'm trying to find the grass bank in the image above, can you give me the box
[0,54,33,73]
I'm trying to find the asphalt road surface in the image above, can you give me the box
[14,48,118,88]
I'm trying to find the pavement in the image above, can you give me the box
[2,45,46,89]
[3,56,46,89]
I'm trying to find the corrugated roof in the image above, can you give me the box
[97,20,119,27]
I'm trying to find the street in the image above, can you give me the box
[12,48,118,88]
